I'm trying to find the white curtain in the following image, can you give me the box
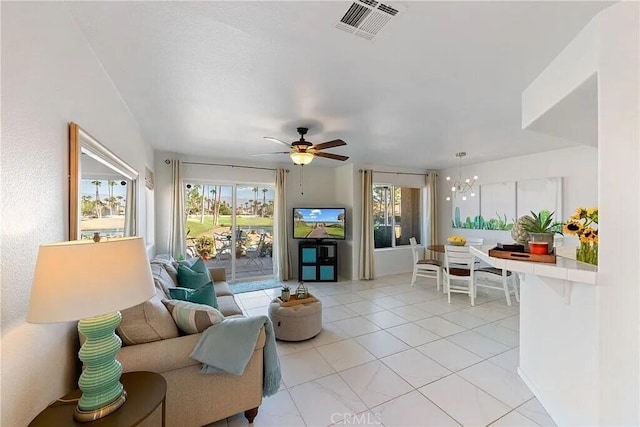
[168,160,186,258]
[124,179,136,237]
[359,169,375,279]
[426,173,438,247]
[274,168,291,280]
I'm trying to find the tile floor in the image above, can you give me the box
[212,273,556,427]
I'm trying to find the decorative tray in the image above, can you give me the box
[488,248,557,264]
[277,293,318,307]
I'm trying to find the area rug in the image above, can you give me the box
[230,279,282,294]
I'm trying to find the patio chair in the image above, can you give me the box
[245,234,266,266]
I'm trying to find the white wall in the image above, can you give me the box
[437,146,598,249]
[1,3,153,425]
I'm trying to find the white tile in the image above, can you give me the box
[371,390,459,427]
[412,300,459,315]
[488,347,520,372]
[496,315,520,331]
[237,290,269,301]
[369,295,407,310]
[276,339,315,356]
[375,284,412,296]
[246,306,269,317]
[227,390,304,427]
[316,339,376,372]
[387,323,440,347]
[393,290,431,304]
[332,411,383,426]
[461,305,512,322]
[362,310,409,329]
[474,323,520,347]
[516,398,557,427]
[323,305,359,322]
[290,374,367,426]
[279,348,335,387]
[317,295,342,308]
[447,330,510,359]
[241,295,273,309]
[419,374,511,426]
[458,360,534,408]
[331,317,381,338]
[354,330,410,358]
[415,317,466,337]
[441,310,490,329]
[393,304,434,322]
[490,410,540,426]
[332,293,366,304]
[339,360,413,408]
[345,300,385,315]
[381,349,451,387]
[356,289,388,300]
[311,322,351,347]
[416,339,483,372]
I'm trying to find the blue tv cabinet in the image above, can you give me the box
[298,240,338,282]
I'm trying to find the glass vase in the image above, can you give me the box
[576,242,598,266]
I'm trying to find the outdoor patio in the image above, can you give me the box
[204,255,273,281]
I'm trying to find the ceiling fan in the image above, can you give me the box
[255,127,349,165]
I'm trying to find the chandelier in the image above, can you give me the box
[445,152,478,201]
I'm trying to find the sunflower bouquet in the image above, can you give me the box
[563,207,598,265]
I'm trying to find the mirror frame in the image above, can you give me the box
[69,122,139,240]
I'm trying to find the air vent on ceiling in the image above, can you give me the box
[335,0,403,40]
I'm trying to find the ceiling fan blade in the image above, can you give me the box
[311,139,347,151]
[314,151,349,161]
[263,137,291,148]
[251,152,290,156]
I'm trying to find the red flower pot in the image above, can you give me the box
[528,242,549,255]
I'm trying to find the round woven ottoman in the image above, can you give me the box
[268,298,323,341]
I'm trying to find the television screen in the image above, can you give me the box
[293,208,346,240]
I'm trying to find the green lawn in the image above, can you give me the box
[186,215,273,237]
[293,223,314,238]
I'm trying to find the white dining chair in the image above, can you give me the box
[409,237,442,290]
[443,245,476,306]
[474,267,520,306]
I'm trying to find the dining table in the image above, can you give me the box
[426,244,445,253]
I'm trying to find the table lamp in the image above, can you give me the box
[27,237,155,422]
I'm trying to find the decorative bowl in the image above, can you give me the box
[447,237,466,246]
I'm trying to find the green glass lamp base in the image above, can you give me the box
[74,391,127,422]
[75,311,126,422]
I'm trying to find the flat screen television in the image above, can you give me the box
[293,207,346,240]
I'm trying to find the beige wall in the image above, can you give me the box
[1,3,153,425]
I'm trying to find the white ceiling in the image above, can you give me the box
[68,1,611,170]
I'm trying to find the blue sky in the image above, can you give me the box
[296,208,344,222]
[81,179,127,198]
[187,185,274,204]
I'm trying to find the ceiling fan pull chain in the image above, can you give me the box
[300,164,305,195]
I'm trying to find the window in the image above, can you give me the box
[373,185,421,248]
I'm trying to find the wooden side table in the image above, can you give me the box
[30,371,166,427]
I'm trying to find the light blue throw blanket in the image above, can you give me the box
[190,315,281,397]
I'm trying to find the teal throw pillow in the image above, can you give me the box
[177,258,211,289]
[169,282,218,309]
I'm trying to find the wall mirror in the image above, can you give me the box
[69,122,138,240]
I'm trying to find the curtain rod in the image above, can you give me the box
[359,169,429,176]
[165,159,289,172]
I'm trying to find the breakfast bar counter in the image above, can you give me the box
[470,245,599,425]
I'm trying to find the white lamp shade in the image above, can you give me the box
[290,151,314,165]
[27,237,155,323]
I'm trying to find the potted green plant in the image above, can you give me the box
[522,210,563,254]
[280,285,291,302]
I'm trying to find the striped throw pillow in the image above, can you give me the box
[162,300,225,334]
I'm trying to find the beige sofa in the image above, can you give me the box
[116,256,265,427]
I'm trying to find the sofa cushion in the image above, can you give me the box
[150,262,177,299]
[217,295,243,317]
[163,300,225,334]
[169,282,218,308]
[213,281,233,297]
[117,293,179,345]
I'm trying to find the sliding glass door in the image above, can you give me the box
[184,183,274,282]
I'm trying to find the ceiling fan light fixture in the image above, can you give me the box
[290,151,314,165]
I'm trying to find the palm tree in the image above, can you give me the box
[91,180,102,217]
[116,196,124,214]
[248,200,254,215]
[107,180,117,216]
[261,188,268,217]
[252,187,259,214]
